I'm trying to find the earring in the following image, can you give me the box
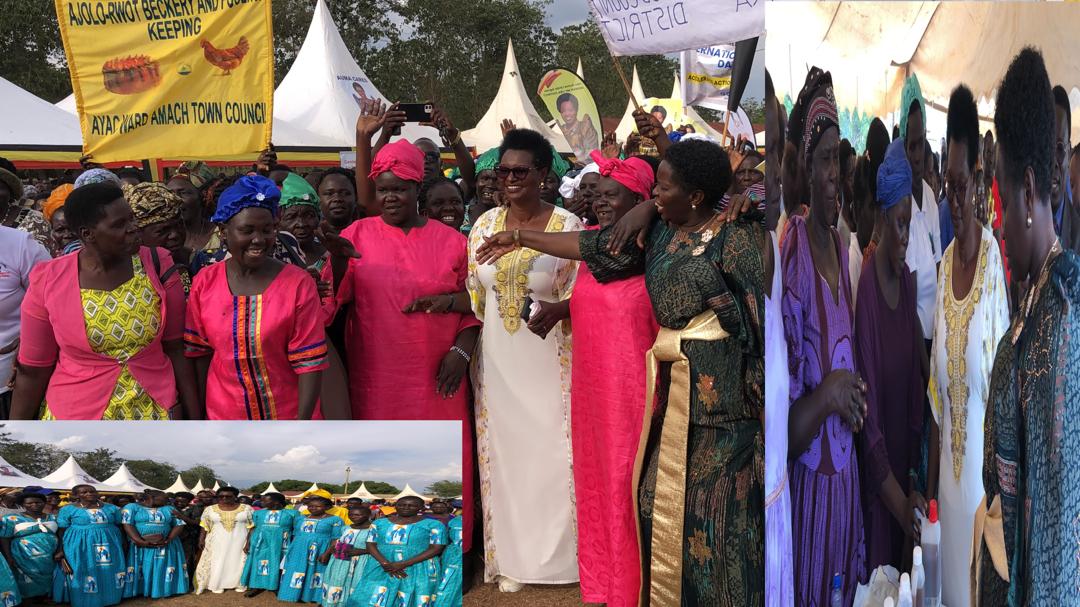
[692,203,698,210]
[1027,215,1032,228]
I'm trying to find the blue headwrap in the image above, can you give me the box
[877,139,912,210]
[211,175,281,223]
[899,74,925,140]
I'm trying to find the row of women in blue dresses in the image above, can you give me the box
[0,502,463,607]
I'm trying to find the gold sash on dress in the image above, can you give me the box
[632,310,729,607]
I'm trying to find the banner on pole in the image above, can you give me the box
[589,0,763,56]
[681,45,735,111]
[55,0,274,161]
[537,69,602,160]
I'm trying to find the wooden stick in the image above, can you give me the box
[722,108,732,147]
[610,54,643,113]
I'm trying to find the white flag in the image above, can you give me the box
[681,45,736,111]
[589,0,763,56]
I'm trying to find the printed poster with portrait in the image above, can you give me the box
[55,0,273,161]
[537,69,603,160]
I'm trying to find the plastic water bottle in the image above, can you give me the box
[884,598,895,607]
[912,545,925,607]
[829,573,843,607]
[921,499,941,607]
[898,572,913,607]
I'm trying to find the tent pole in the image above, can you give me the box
[610,55,643,113]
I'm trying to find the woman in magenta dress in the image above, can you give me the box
[320,109,480,551]
[184,175,329,420]
[782,69,868,605]
[853,140,928,572]
[568,151,659,607]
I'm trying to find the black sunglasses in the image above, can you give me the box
[494,165,537,180]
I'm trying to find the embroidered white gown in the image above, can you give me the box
[195,504,254,594]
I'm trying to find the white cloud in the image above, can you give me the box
[265,445,326,468]
[53,435,85,450]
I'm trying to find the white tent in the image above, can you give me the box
[56,93,76,114]
[391,484,427,501]
[190,479,206,493]
[274,0,439,148]
[263,482,280,494]
[101,463,157,492]
[767,2,1080,143]
[0,77,82,150]
[0,455,49,488]
[212,481,221,492]
[614,66,648,143]
[462,39,571,154]
[163,474,189,494]
[40,456,112,491]
[347,482,378,501]
[304,482,320,494]
[576,58,585,80]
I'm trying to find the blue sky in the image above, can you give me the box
[2,421,461,490]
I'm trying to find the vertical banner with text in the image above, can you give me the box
[55,0,274,161]
[588,0,763,56]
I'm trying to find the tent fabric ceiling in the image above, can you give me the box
[767,1,1080,142]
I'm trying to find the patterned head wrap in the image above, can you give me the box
[550,146,571,179]
[123,182,183,228]
[876,139,912,210]
[173,161,217,190]
[802,74,839,161]
[43,184,75,221]
[74,168,121,189]
[279,173,320,213]
[474,147,500,174]
[211,175,280,224]
[588,150,655,198]
[899,74,926,139]
[22,185,39,200]
[369,140,425,183]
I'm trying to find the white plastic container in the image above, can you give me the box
[920,499,942,607]
[898,572,913,607]
[829,573,843,607]
[912,545,925,607]
[884,599,895,607]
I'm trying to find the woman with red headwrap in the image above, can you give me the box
[319,101,479,556]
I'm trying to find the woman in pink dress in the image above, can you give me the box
[320,106,480,551]
[183,175,329,420]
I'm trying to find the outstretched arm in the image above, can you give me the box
[474,230,584,265]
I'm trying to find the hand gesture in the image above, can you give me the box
[601,132,620,159]
[821,369,868,432]
[356,99,389,139]
[79,154,102,170]
[721,193,754,224]
[475,231,518,265]
[565,195,590,219]
[608,199,657,252]
[307,267,333,299]
[436,347,469,399]
[403,294,453,314]
[500,119,517,137]
[318,221,361,261]
[526,300,568,339]
[382,103,407,137]
[624,132,642,157]
[256,146,277,175]
[632,109,665,143]
[904,491,928,538]
[425,104,459,144]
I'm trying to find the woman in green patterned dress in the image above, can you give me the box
[476,137,765,606]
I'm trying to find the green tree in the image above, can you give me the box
[425,480,463,498]
[553,20,677,120]
[0,429,66,479]
[0,1,70,102]
[74,448,121,481]
[181,465,219,488]
[124,460,179,490]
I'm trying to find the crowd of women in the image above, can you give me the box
[0,484,462,607]
[764,47,1079,606]
[0,91,767,604]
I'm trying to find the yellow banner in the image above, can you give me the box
[55,0,274,162]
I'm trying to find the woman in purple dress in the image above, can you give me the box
[781,68,868,605]
[853,139,929,572]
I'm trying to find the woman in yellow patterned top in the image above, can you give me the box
[466,129,582,592]
[11,182,199,420]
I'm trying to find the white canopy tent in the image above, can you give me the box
[614,66,648,143]
[101,463,157,492]
[767,2,1080,144]
[304,482,320,494]
[347,483,379,501]
[212,481,221,492]
[263,482,281,494]
[274,0,439,148]
[0,455,49,488]
[390,484,427,501]
[576,58,585,80]
[163,475,189,494]
[1,77,82,151]
[190,479,206,493]
[40,456,113,491]
[462,39,571,154]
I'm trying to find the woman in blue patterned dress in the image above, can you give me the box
[349,496,447,607]
[278,495,343,602]
[320,505,373,607]
[120,490,188,598]
[0,493,58,600]
[241,492,301,597]
[432,516,462,607]
[0,548,19,607]
[52,485,127,607]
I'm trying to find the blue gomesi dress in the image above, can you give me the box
[432,517,462,607]
[52,503,126,607]
[349,518,447,607]
[240,507,301,591]
[0,555,20,607]
[120,503,188,598]
[278,515,343,602]
[0,512,58,599]
[320,525,373,606]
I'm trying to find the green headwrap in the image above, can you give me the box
[279,173,320,213]
[474,147,501,174]
[453,144,570,179]
[899,74,926,139]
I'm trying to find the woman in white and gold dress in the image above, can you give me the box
[194,486,254,594]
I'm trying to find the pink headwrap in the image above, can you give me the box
[588,150,655,199]
[368,140,425,183]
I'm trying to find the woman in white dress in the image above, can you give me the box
[467,129,582,592]
[194,486,254,594]
[929,86,1009,607]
